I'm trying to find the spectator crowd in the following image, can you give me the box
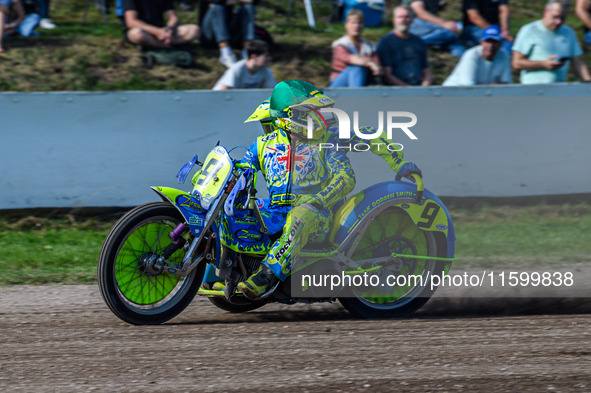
[339,0,591,87]
[1,0,590,87]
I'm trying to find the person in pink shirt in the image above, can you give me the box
[329,9,382,87]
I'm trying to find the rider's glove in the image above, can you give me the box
[296,194,323,209]
[395,162,422,182]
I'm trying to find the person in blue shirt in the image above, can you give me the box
[512,0,591,84]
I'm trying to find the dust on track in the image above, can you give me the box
[1,285,590,392]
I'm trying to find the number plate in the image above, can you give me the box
[193,146,233,209]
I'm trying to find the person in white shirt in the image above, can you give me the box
[213,39,276,90]
[443,25,512,86]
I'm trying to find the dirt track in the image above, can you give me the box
[0,285,590,392]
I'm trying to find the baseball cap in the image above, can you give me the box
[482,25,502,41]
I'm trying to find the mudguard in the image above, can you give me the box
[331,181,455,260]
[151,187,209,237]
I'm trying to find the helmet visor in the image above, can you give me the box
[290,107,338,138]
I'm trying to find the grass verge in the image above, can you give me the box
[452,203,591,268]
[0,202,589,285]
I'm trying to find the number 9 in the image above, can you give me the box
[417,202,440,229]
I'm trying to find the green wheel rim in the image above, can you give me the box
[115,220,186,306]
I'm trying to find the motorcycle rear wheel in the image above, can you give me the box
[98,202,204,325]
[339,208,443,318]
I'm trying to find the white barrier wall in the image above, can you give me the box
[1,84,590,209]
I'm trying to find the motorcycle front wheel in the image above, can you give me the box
[98,202,204,325]
[339,207,443,318]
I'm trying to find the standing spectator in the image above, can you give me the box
[512,0,591,84]
[461,0,513,52]
[443,25,512,85]
[124,0,199,48]
[403,0,465,57]
[213,39,276,90]
[199,0,255,68]
[116,0,125,25]
[0,0,40,53]
[575,0,591,45]
[377,5,432,86]
[37,0,56,29]
[329,9,381,87]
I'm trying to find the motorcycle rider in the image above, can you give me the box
[237,80,423,299]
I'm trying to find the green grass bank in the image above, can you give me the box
[1,202,589,285]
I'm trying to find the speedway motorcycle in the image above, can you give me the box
[98,144,456,325]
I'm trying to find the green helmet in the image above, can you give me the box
[270,80,337,139]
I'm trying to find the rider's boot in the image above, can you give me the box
[237,264,277,300]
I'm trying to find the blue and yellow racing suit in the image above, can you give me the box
[225,125,410,281]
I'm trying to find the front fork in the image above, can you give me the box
[153,175,238,278]
[144,225,217,277]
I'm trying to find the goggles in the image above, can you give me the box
[260,120,274,134]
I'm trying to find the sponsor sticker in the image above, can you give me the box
[236,229,263,243]
[177,195,203,214]
[189,216,203,226]
[261,132,277,142]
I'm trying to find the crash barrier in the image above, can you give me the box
[1,83,590,209]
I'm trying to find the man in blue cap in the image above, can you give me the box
[443,25,512,86]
